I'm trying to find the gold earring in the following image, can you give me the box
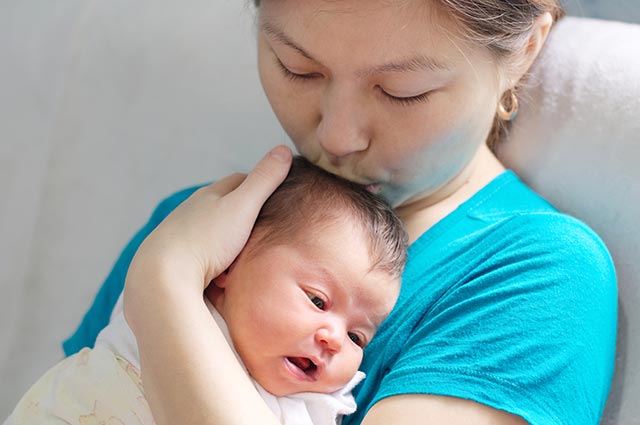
[497,90,519,121]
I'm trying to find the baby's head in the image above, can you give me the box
[211,156,407,396]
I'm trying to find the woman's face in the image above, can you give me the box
[257,0,505,207]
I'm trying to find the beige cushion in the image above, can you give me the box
[499,17,640,425]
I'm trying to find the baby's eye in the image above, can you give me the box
[306,292,326,310]
[348,332,364,347]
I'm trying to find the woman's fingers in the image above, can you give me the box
[210,173,248,196]
[204,145,292,200]
[226,145,292,214]
[128,146,293,288]
[190,146,291,280]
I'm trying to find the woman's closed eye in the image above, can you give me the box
[275,54,431,107]
[378,86,432,106]
[274,57,322,81]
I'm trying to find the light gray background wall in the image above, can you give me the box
[1,0,286,416]
[1,0,638,420]
[565,0,640,21]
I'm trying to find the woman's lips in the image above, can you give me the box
[311,161,383,194]
[364,183,382,194]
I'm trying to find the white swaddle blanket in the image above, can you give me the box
[4,297,362,425]
[96,296,364,425]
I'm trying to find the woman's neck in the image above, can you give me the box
[396,144,505,243]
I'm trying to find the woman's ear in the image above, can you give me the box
[525,12,554,65]
[502,12,554,90]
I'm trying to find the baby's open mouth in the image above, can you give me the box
[287,356,318,377]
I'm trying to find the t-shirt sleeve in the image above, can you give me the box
[62,185,203,356]
[375,214,617,425]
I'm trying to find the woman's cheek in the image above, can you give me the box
[272,94,321,151]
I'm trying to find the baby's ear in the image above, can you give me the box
[213,268,230,288]
[213,261,237,288]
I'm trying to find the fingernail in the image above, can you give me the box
[269,145,291,162]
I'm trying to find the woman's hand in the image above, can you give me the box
[127,145,293,292]
[124,145,292,425]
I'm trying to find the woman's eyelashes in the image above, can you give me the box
[274,56,432,107]
[378,87,432,106]
[274,57,321,81]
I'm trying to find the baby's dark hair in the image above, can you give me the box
[250,156,408,279]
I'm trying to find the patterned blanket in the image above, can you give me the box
[5,347,155,425]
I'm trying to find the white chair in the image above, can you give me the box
[499,17,640,425]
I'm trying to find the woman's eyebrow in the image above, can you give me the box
[260,22,315,60]
[260,21,449,75]
[356,55,451,77]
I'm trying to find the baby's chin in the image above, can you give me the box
[252,359,350,397]
[259,380,346,397]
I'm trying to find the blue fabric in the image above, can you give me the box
[64,171,617,424]
[62,185,203,356]
[343,171,617,425]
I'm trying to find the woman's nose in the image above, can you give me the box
[316,85,370,160]
[315,325,344,355]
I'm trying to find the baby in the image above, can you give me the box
[5,157,407,425]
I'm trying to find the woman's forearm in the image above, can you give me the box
[123,147,291,424]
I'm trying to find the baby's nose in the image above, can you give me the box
[315,325,344,354]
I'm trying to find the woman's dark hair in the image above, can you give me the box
[431,0,564,149]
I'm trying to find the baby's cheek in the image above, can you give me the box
[336,349,363,386]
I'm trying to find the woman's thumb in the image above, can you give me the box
[231,145,292,207]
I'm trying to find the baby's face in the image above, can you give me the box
[213,218,400,396]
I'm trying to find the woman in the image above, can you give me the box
[68,1,617,424]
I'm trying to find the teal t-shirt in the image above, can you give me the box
[63,171,617,424]
[344,171,617,425]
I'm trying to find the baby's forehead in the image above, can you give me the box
[252,206,404,285]
[296,214,401,269]
[284,219,400,278]
[352,268,401,298]
[349,272,401,326]
[298,210,379,243]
